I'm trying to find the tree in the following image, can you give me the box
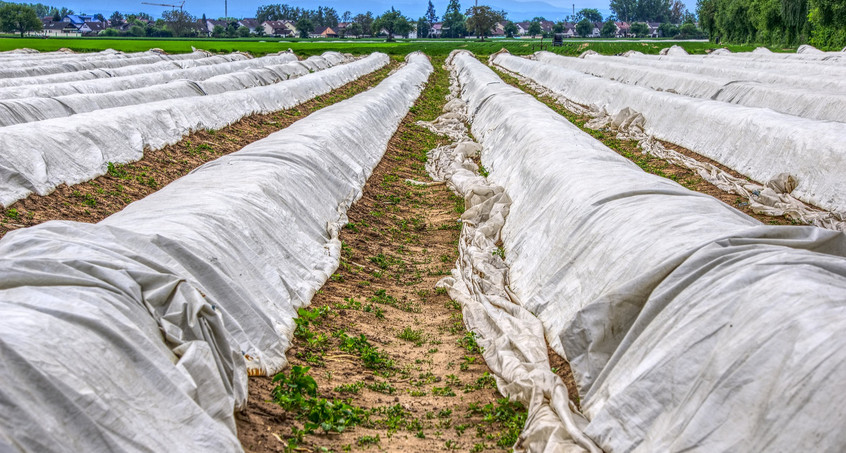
[527,20,542,37]
[129,24,146,36]
[110,11,124,26]
[669,0,686,22]
[576,18,593,36]
[52,10,60,21]
[345,21,363,36]
[353,12,374,36]
[553,21,565,33]
[295,17,313,38]
[442,0,466,37]
[504,20,517,37]
[464,5,504,40]
[601,19,618,37]
[658,21,680,36]
[417,17,431,38]
[575,8,603,22]
[0,4,42,37]
[162,9,195,37]
[631,21,650,36]
[342,11,351,22]
[696,0,718,37]
[426,0,438,23]
[610,0,637,22]
[237,25,251,37]
[100,28,120,36]
[372,8,412,41]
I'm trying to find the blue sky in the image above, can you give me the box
[52,0,696,22]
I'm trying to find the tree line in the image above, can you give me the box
[697,0,846,48]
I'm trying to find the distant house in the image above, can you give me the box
[40,18,81,37]
[262,20,296,37]
[614,21,631,37]
[430,22,443,37]
[592,22,602,37]
[63,14,100,25]
[310,26,338,38]
[238,18,261,33]
[647,22,661,37]
[560,22,576,38]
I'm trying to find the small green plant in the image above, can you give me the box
[492,247,505,259]
[5,208,18,219]
[478,165,490,177]
[432,386,456,397]
[366,381,396,394]
[397,327,423,343]
[459,331,484,354]
[357,434,380,446]
[334,382,364,394]
[338,332,394,370]
[106,162,128,179]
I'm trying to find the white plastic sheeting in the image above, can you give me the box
[0,51,432,453]
[0,52,349,127]
[0,53,295,99]
[626,49,846,73]
[452,50,846,452]
[582,52,846,95]
[0,52,389,207]
[419,56,601,453]
[0,51,251,89]
[0,49,163,69]
[536,51,846,122]
[0,49,214,79]
[492,52,846,215]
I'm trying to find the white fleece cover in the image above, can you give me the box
[0,52,432,453]
[452,50,846,452]
[0,52,389,207]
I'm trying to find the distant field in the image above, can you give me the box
[0,36,770,57]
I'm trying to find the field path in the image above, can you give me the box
[235,58,542,453]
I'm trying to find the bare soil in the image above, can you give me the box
[235,59,579,452]
[0,61,400,238]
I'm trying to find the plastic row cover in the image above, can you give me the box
[0,52,294,99]
[626,49,846,74]
[583,52,846,95]
[453,50,846,452]
[537,52,846,122]
[492,52,846,214]
[0,51,432,453]
[724,44,846,61]
[0,49,162,69]
[0,52,389,207]
[0,52,350,127]
[0,51,250,89]
[0,49,215,80]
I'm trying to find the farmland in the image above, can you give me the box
[0,37,844,453]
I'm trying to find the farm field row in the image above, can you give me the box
[0,36,765,57]
[0,42,844,453]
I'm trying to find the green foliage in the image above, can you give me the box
[295,17,313,38]
[397,326,423,343]
[372,8,412,41]
[272,366,364,434]
[0,4,41,37]
[503,20,518,37]
[527,20,542,37]
[631,21,650,36]
[338,332,395,370]
[459,331,483,354]
[441,0,466,38]
[464,5,505,40]
[601,20,618,38]
[575,8,603,22]
[576,18,593,37]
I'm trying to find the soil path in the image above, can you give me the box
[235,58,538,453]
[0,60,400,239]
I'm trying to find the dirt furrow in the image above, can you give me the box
[0,60,399,239]
[236,58,529,453]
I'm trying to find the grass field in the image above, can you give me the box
[0,36,771,57]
